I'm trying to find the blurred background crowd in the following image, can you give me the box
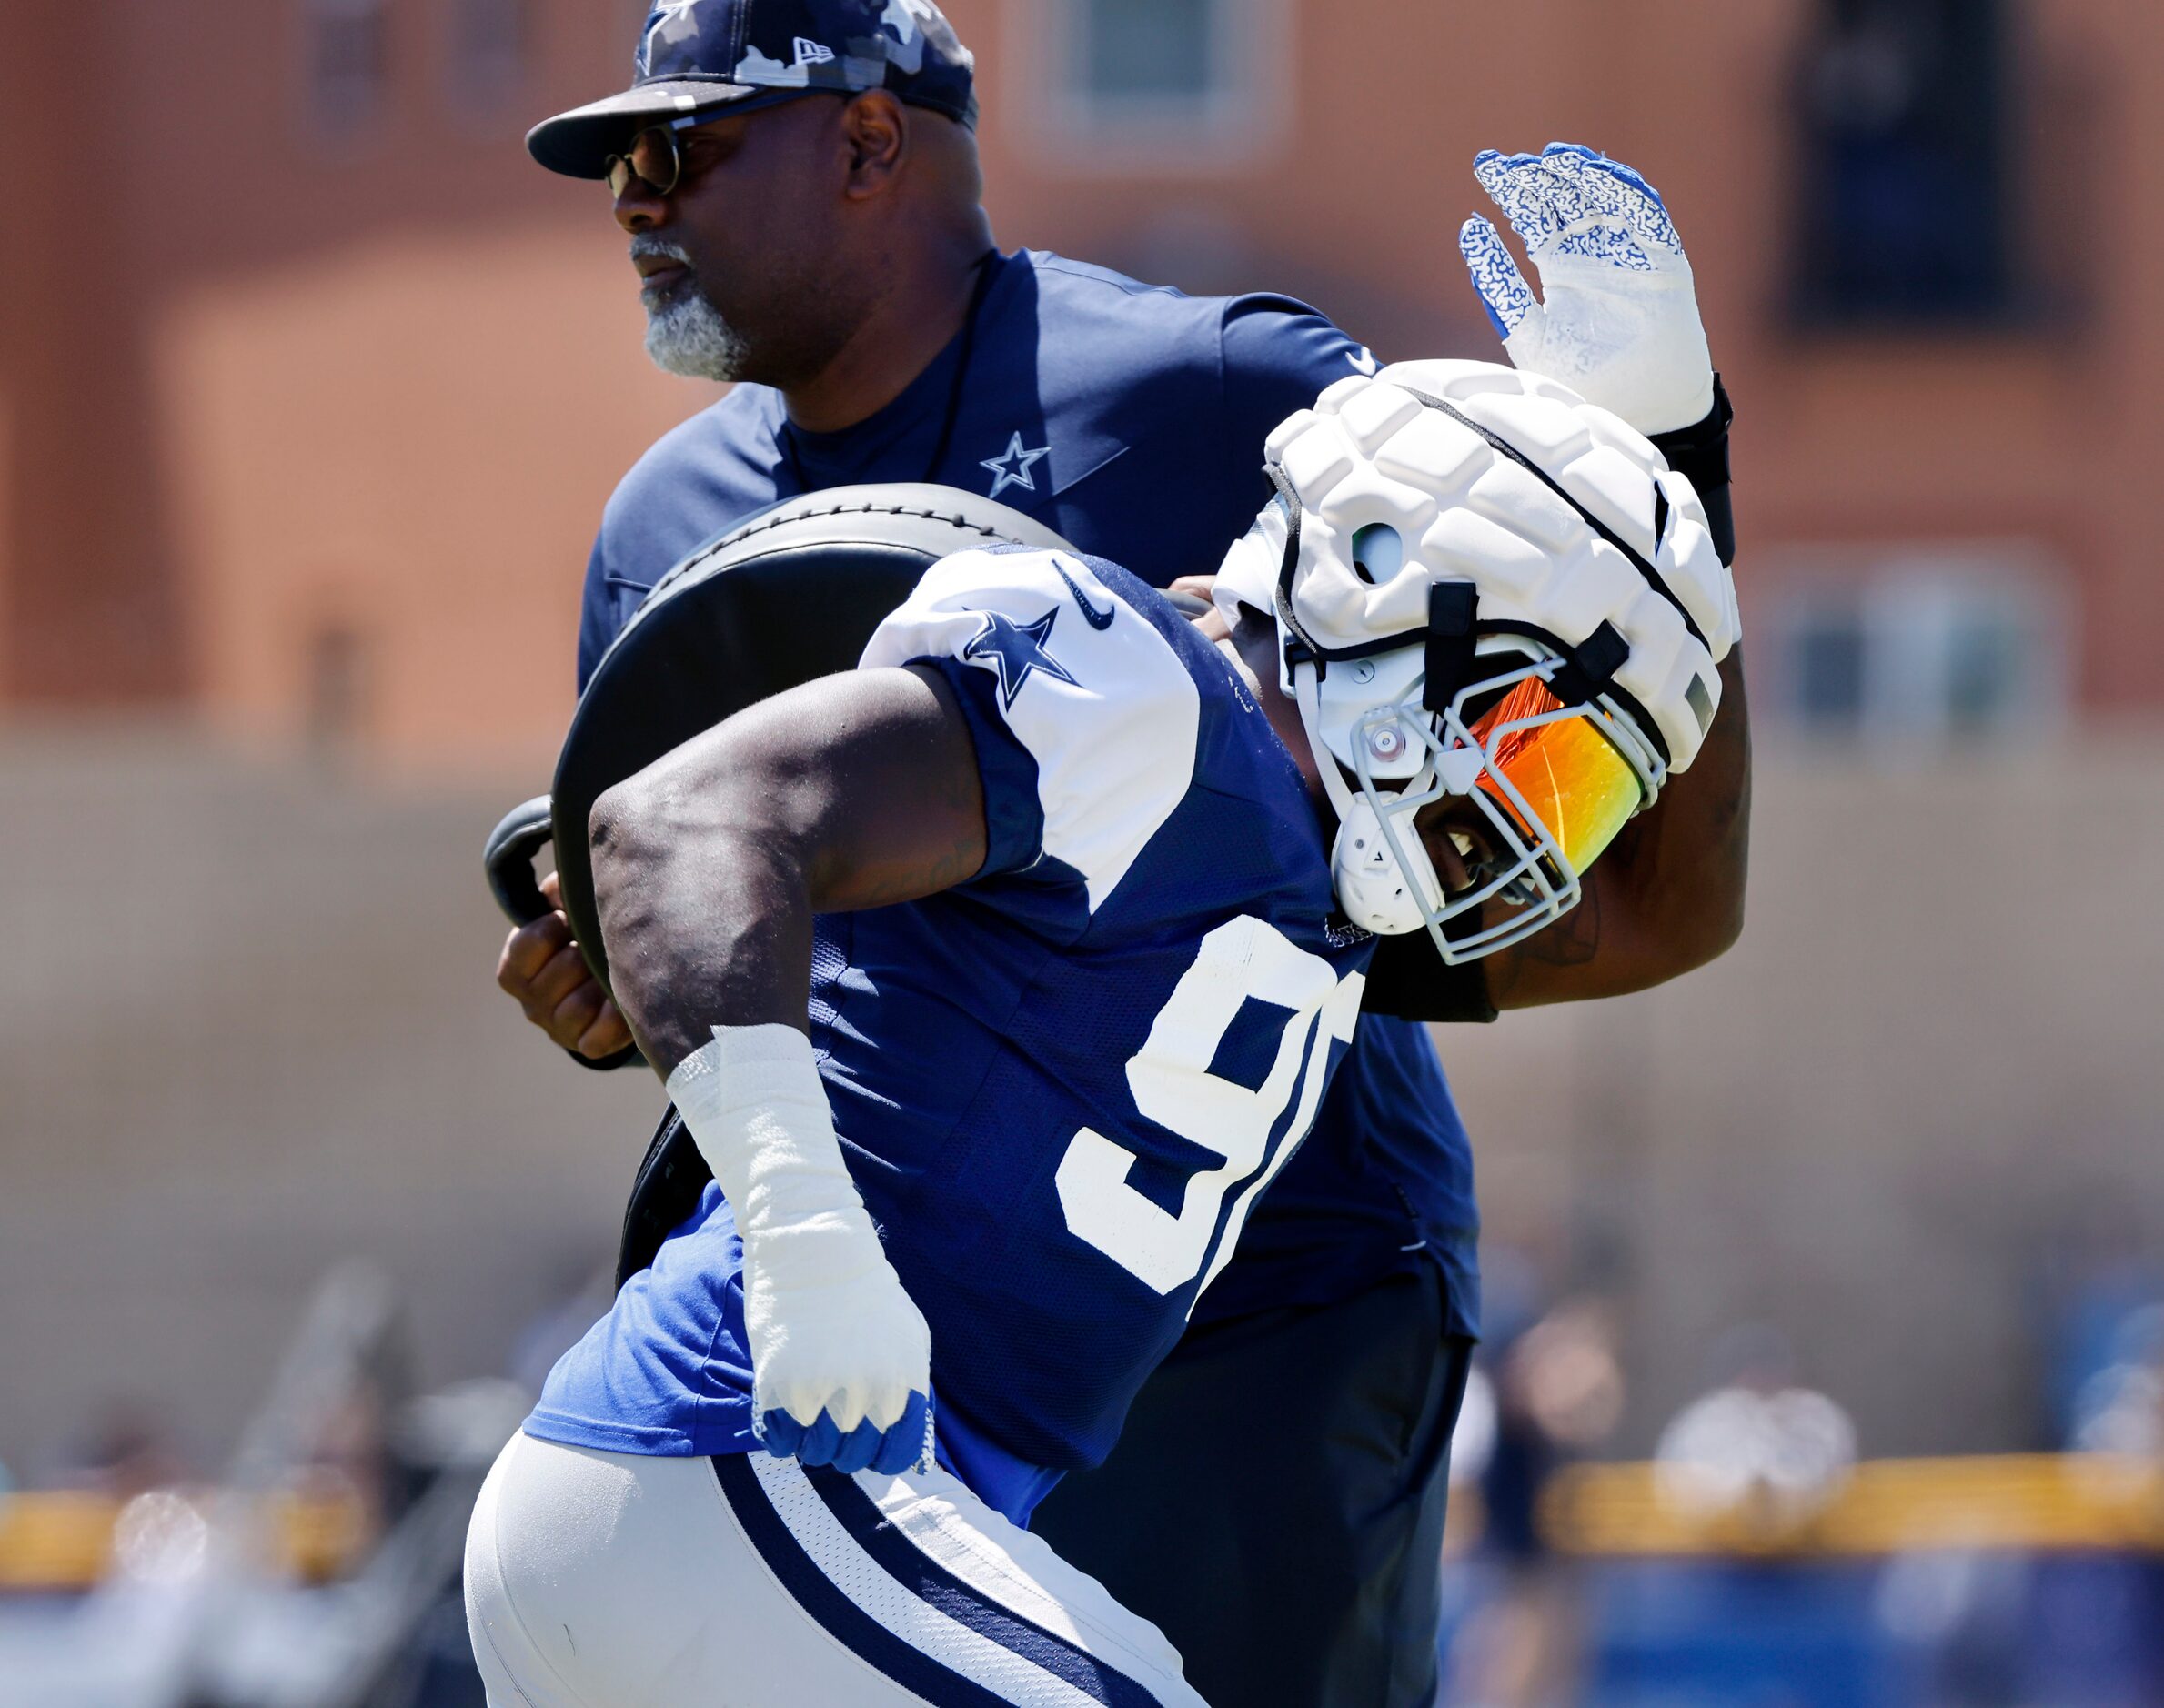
[3,0,2162,1703]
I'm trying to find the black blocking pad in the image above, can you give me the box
[549,484,1076,995]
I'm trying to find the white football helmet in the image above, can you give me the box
[1215,359,1739,964]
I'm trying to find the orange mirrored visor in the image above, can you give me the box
[1468,678,1645,874]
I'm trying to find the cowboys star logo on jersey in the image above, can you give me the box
[961,607,1077,708]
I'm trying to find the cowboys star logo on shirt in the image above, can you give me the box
[981,432,1051,500]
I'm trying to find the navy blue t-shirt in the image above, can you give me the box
[578,248,1479,1338]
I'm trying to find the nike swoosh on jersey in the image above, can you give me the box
[1052,559,1116,631]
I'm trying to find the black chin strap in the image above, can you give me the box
[1264,462,1325,672]
[1423,582,1479,713]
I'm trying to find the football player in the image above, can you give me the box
[464,363,1738,1706]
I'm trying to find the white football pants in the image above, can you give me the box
[464,1431,1208,1707]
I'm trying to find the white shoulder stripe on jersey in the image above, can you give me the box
[861,549,1202,915]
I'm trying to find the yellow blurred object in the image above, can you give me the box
[0,1487,374,1593]
[0,1492,117,1591]
[1542,1453,2164,1557]
[277,1485,377,1584]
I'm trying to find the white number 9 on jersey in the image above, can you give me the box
[1055,916,1364,1301]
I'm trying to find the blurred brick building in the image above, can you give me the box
[4,0,2163,1476]
[0,0,2157,755]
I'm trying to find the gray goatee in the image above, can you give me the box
[632,239,749,381]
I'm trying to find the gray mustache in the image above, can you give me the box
[629,236,695,269]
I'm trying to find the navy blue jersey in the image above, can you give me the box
[576,248,1479,1338]
[530,549,1372,1525]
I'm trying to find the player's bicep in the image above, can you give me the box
[599,664,989,918]
[751,665,990,913]
[583,669,984,1070]
[862,549,1203,908]
[814,665,989,909]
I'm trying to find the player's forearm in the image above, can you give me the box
[589,666,989,1076]
[1486,648,1750,1008]
[1601,647,1750,970]
[590,672,965,1482]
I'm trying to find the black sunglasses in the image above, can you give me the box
[604,92,815,199]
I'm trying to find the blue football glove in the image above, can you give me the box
[1459,142,1716,436]
[761,1389,932,1478]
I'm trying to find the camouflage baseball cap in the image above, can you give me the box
[528,0,976,178]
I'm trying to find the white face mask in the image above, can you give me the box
[1218,494,1661,968]
[1290,638,1658,965]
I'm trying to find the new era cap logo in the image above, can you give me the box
[794,36,835,65]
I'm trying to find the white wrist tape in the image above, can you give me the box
[669,1023,873,1261]
[666,1024,929,1435]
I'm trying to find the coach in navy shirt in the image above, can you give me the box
[502,4,1748,1702]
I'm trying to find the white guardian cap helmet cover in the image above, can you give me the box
[1214,359,1739,964]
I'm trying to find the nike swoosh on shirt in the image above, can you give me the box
[1052,558,1116,630]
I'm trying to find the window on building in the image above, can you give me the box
[307,0,390,132]
[450,0,533,102]
[1079,0,1215,104]
[1791,604,1872,732]
[1793,0,2016,325]
[1016,0,1290,172]
[1766,552,2070,743]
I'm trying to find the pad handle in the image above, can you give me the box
[484,796,557,927]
